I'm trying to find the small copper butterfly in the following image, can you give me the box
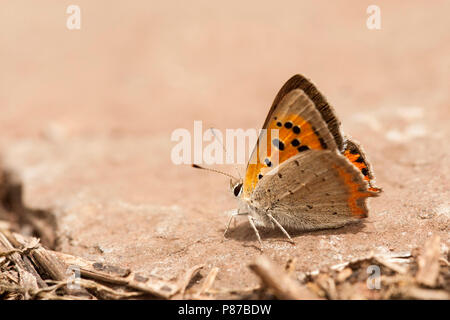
[197,74,382,246]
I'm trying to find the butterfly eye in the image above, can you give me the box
[233,183,243,197]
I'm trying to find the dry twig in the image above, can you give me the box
[249,256,317,300]
[416,235,441,287]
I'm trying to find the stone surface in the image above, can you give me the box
[1,1,449,293]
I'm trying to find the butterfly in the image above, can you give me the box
[194,74,381,246]
[223,74,382,246]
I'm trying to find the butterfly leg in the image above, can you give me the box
[224,209,249,238]
[267,213,295,244]
[247,215,263,248]
[223,210,237,238]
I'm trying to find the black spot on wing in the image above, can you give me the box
[311,126,328,149]
[318,137,327,149]
[284,121,293,129]
[361,167,369,176]
[272,138,285,151]
[298,145,310,152]
[291,139,300,147]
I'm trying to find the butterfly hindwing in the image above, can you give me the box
[250,150,379,231]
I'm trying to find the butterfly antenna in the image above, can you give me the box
[209,127,242,180]
[192,164,239,181]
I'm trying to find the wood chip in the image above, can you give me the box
[416,235,441,287]
[336,267,353,283]
[176,264,205,298]
[0,230,45,289]
[195,267,219,298]
[400,286,449,300]
[249,255,318,300]
[52,250,179,298]
[316,274,338,300]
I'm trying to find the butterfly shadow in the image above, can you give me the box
[222,220,366,244]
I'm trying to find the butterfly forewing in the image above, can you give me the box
[242,88,338,198]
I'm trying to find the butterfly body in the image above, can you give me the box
[226,74,381,244]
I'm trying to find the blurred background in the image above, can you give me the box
[2,1,448,138]
[0,1,448,290]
